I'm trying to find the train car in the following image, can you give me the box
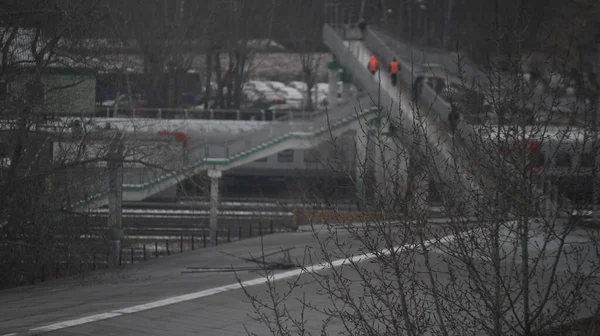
[474,125,597,199]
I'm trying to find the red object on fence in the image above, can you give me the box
[528,139,540,152]
[158,131,188,148]
[527,139,541,173]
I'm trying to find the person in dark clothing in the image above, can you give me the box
[358,19,366,35]
[413,76,424,101]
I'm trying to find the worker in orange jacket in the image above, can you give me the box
[389,58,399,86]
[367,55,378,75]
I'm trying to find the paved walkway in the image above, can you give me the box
[1,219,459,336]
[1,216,598,335]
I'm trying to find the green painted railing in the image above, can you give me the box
[73,107,379,209]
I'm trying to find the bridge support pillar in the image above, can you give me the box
[406,152,430,218]
[374,136,409,211]
[328,69,339,106]
[327,58,341,107]
[108,133,125,268]
[341,81,352,102]
[354,127,376,208]
[412,170,430,217]
[339,68,352,104]
[208,170,222,245]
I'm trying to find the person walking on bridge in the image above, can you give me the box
[388,58,399,86]
[367,55,378,76]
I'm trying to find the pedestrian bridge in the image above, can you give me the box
[74,21,568,219]
[71,24,488,219]
[74,24,485,213]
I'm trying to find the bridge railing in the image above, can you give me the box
[366,26,488,87]
[93,106,321,121]
[203,91,376,160]
[364,26,583,215]
[324,23,505,214]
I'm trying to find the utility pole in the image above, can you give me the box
[593,47,600,222]
[208,170,222,245]
[359,0,366,20]
[107,132,125,267]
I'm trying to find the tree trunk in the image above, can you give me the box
[166,72,176,109]
[225,53,235,108]
[214,52,224,108]
[233,52,246,109]
[304,71,315,111]
[204,47,213,109]
[302,55,316,111]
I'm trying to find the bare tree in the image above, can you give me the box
[107,0,212,109]
[206,0,279,109]
[236,1,600,334]
[278,0,325,110]
[0,0,193,288]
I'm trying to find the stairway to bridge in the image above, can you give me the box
[75,95,382,210]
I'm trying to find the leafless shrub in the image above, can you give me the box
[238,1,600,334]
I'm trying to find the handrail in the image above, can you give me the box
[367,26,490,90]
[364,25,580,217]
[323,23,489,215]
[219,90,373,152]
[92,106,325,121]
[72,104,380,209]
[72,75,379,209]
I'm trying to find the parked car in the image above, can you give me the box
[288,81,308,93]
[261,91,286,105]
[265,81,287,91]
[244,80,272,92]
[276,87,304,108]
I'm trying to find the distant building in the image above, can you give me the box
[1,67,96,117]
[0,28,97,117]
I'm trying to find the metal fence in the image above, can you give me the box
[0,219,289,289]
[93,107,321,121]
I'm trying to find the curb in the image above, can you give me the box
[296,216,482,233]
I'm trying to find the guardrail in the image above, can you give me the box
[366,26,585,127]
[204,91,375,160]
[0,219,290,289]
[92,106,325,121]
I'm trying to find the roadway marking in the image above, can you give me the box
[21,231,466,335]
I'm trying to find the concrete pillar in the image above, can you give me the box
[543,179,551,220]
[208,169,222,245]
[413,170,430,216]
[406,151,430,217]
[107,133,125,268]
[354,126,377,207]
[328,68,339,106]
[341,81,351,102]
[354,129,368,207]
[376,136,409,207]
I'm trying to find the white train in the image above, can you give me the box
[472,125,597,200]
